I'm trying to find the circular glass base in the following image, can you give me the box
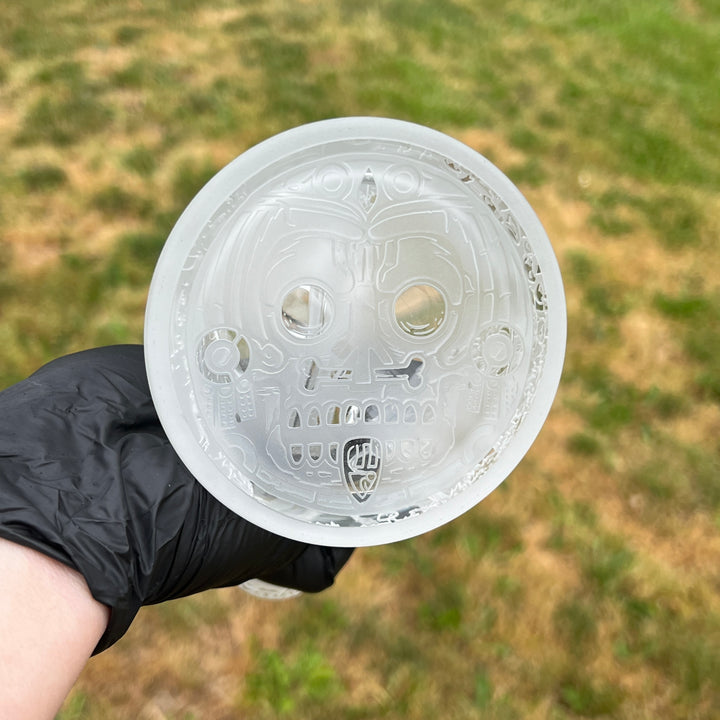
[145,117,566,546]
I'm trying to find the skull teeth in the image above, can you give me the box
[290,442,339,466]
[287,402,435,429]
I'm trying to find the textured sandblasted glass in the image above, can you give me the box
[239,579,303,601]
[145,117,566,546]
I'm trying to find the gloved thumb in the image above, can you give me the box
[257,546,354,593]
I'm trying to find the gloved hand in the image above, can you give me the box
[0,345,353,653]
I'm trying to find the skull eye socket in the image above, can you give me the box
[395,284,446,337]
[281,284,332,339]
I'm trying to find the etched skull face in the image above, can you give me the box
[189,158,535,513]
[145,117,566,549]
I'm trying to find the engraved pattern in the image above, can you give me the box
[343,437,382,503]
[471,323,525,377]
[163,136,556,532]
[359,168,377,212]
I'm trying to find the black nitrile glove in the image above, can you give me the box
[0,345,353,653]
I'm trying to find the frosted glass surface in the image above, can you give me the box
[145,118,566,546]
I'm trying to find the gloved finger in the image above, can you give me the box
[258,546,354,593]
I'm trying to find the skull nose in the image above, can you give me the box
[350,347,373,384]
[347,285,378,384]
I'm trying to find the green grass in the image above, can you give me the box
[90,185,152,218]
[55,691,91,720]
[17,163,68,191]
[553,597,597,657]
[655,289,720,400]
[0,0,718,718]
[242,644,342,716]
[121,145,157,177]
[629,438,720,514]
[17,93,113,146]
[557,673,624,718]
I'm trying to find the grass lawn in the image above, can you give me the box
[0,1,719,718]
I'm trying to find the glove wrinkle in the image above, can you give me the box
[0,346,353,654]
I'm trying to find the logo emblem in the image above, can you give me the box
[342,438,382,503]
